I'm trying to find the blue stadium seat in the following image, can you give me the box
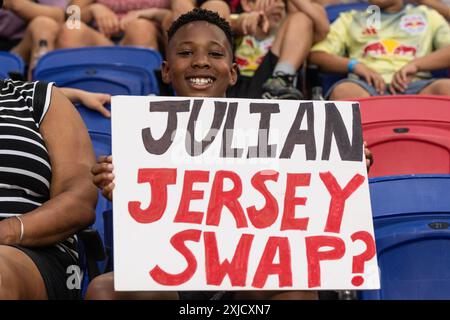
[0,52,25,79]
[360,175,450,299]
[75,103,111,135]
[33,46,162,95]
[89,131,113,271]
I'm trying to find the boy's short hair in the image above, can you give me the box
[167,8,234,51]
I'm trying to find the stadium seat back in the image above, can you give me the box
[88,131,113,273]
[0,52,25,79]
[360,175,450,299]
[35,64,149,95]
[33,46,162,94]
[358,95,450,177]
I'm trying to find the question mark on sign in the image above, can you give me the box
[350,231,376,287]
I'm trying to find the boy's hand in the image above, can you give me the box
[364,141,373,173]
[241,11,270,36]
[389,63,418,94]
[254,0,276,12]
[354,63,386,95]
[78,91,111,118]
[91,3,120,38]
[92,155,114,201]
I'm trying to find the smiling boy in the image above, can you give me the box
[87,8,362,300]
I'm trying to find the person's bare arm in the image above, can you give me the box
[390,45,450,93]
[309,51,387,94]
[0,87,97,246]
[287,0,330,42]
[120,8,172,29]
[60,87,111,118]
[3,0,65,23]
[309,50,350,73]
[405,45,450,71]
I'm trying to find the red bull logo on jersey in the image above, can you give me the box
[400,14,427,35]
[363,39,417,57]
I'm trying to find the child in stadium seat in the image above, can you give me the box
[309,0,450,99]
[0,0,69,79]
[57,0,171,51]
[227,0,329,99]
[85,8,337,300]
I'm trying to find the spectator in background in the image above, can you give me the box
[57,0,170,51]
[309,0,450,99]
[391,45,450,91]
[0,0,69,78]
[171,0,232,21]
[227,0,329,99]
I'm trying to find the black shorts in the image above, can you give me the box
[0,38,21,52]
[227,50,279,99]
[12,244,82,300]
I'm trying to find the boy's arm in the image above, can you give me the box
[287,0,330,42]
[390,45,450,93]
[122,8,172,26]
[3,0,65,23]
[309,51,350,73]
[309,51,387,94]
[409,45,450,71]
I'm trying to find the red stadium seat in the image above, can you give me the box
[356,95,450,177]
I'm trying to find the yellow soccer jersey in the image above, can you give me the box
[311,4,450,83]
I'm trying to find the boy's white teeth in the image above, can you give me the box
[190,78,213,85]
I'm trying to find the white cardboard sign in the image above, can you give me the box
[112,96,380,291]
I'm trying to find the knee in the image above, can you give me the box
[85,273,115,300]
[28,16,61,38]
[124,19,158,36]
[57,23,87,48]
[329,82,370,100]
[427,80,450,95]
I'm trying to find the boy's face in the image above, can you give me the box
[162,21,238,98]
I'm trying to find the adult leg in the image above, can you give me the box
[12,16,61,64]
[57,22,114,49]
[85,272,179,300]
[120,19,159,49]
[418,79,450,96]
[0,245,47,300]
[329,82,371,100]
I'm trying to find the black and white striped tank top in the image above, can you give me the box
[0,79,78,260]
